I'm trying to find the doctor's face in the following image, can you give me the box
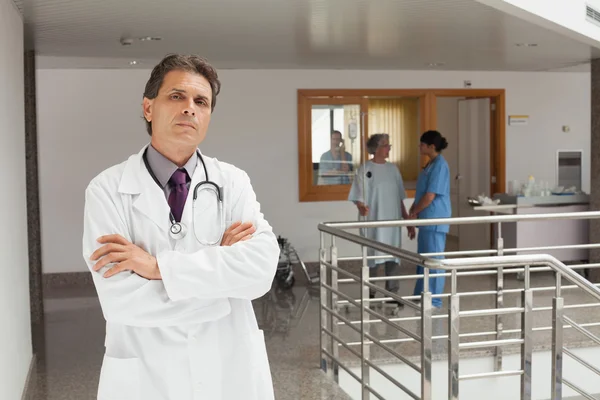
[143,70,212,150]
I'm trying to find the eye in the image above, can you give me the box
[195,99,208,106]
[171,94,182,100]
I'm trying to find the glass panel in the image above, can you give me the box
[311,104,361,186]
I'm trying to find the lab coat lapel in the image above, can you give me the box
[119,145,171,233]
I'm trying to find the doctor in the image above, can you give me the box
[82,54,280,400]
[410,130,451,309]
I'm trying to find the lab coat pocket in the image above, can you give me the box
[97,355,140,400]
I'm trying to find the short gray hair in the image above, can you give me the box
[366,133,389,154]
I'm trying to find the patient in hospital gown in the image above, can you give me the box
[348,133,412,305]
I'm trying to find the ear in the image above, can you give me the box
[142,97,153,122]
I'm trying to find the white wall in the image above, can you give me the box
[0,0,33,399]
[36,63,591,273]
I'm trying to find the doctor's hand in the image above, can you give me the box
[407,226,416,240]
[91,234,161,280]
[220,221,256,246]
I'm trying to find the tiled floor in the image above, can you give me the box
[23,263,600,400]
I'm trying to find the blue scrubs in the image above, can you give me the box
[413,154,451,308]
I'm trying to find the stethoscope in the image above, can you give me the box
[142,148,225,244]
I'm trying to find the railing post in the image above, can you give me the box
[495,221,504,371]
[319,232,330,374]
[421,289,432,400]
[521,265,533,400]
[361,245,371,399]
[330,237,339,383]
[448,270,460,400]
[551,272,563,400]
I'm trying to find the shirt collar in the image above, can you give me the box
[146,144,198,188]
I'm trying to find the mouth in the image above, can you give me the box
[175,122,196,129]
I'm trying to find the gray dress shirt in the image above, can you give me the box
[146,144,198,200]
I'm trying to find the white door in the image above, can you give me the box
[436,98,461,238]
[457,98,491,251]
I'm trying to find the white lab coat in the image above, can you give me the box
[82,144,280,400]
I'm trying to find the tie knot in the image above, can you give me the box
[169,169,189,186]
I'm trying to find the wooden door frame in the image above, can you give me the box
[298,89,429,201]
[297,88,506,201]
[430,89,506,196]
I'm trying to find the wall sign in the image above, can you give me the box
[508,115,529,126]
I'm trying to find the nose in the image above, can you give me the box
[182,100,195,117]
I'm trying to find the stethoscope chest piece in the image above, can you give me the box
[169,221,188,240]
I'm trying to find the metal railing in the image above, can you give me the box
[318,211,600,400]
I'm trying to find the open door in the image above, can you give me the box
[457,98,491,251]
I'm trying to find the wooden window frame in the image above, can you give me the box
[297,89,505,202]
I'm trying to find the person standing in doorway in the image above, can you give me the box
[348,133,414,307]
[410,130,451,309]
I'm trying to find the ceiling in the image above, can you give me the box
[13,0,600,71]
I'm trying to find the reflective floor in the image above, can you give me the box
[24,279,351,400]
[23,264,599,400]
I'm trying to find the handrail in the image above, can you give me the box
[431,254,600,303]
[319,222,600,303]
[321,210,600,229]
[318,223,427,264]
[318,212,600,400]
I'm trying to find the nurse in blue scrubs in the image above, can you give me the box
[409,130,451,309]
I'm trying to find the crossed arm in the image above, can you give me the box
[90,221,256,280]
[82,171,279,327]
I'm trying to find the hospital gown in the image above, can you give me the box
[348,161,407,268]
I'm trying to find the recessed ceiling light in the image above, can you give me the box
[129,61,138,65]
[516,43,538,47]
[428,62,445,67]
[140,36,162,41]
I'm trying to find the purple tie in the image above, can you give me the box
[168,169,189,222]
